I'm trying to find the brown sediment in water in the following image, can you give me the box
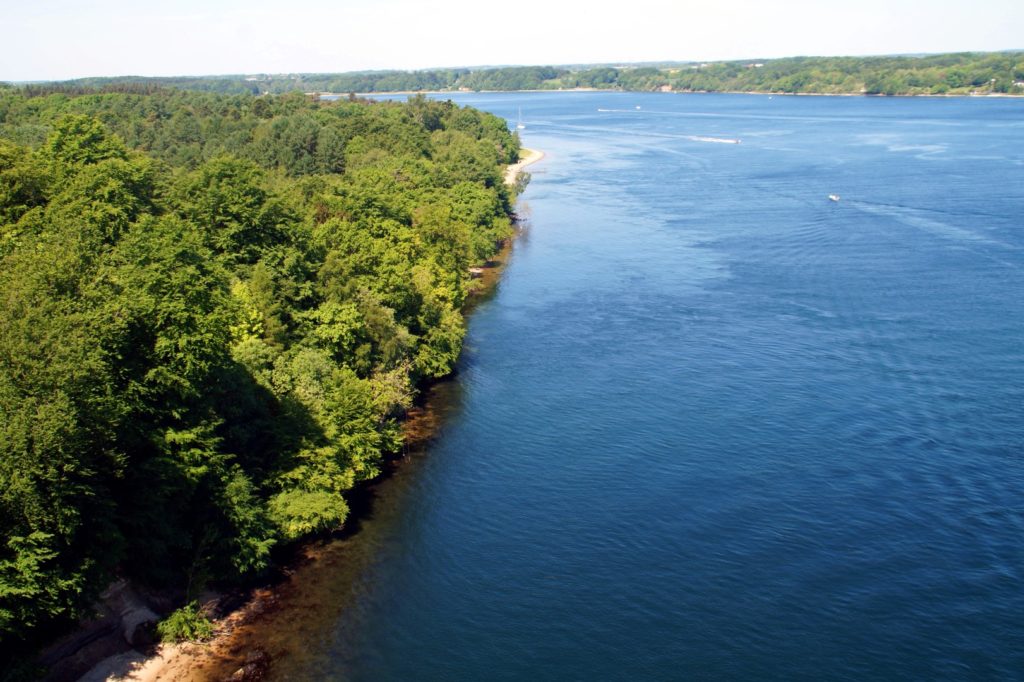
[101,234,523,681]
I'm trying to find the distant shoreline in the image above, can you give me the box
[24,52,1024,100]
[326,89,1024,99]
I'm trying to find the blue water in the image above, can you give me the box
[288,93,1024,680]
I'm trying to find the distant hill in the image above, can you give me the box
[9,51,1024,97]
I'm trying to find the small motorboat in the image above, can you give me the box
[828,194,840,202]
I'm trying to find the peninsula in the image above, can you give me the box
[0,88,527,678]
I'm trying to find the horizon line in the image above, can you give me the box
[5,48,1022,85]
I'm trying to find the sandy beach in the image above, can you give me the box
[504,148,545,186]
[76,586,282,682]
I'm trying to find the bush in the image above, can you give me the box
[156,602,215,643]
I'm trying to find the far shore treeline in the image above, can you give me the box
[0,88,519,665]
[6,51,1024,97]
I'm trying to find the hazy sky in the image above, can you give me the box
[3,0,1022,81]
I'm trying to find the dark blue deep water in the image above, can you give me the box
[283,93,1024,680]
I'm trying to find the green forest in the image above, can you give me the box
[13,51,1024,97]
[0,89,519,662]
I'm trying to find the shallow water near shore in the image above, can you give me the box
[271,92,1024,680]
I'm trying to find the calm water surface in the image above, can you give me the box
[279,93,1024,680]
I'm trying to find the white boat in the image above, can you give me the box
[516,108,525,130]
[828,194,840,202]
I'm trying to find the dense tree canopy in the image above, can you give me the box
[0,89,520,661]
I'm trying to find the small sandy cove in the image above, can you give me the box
[504,148,544,185]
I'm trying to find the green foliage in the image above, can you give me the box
[46,155,156,244]
[0,533,84,635]
[656,53,1024,96]
[249,113,346,175]
[218,468,275,575]
[0,140,50,229]
[173,156,292,263]
[0,89,518,653]
[268,489,349,540]
[156,602,214,643]
[47,114,128,165]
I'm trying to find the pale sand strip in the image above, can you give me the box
[504,148,545,186]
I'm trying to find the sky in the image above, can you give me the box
[2,0,1022,81]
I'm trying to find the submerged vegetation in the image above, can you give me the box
[12,51,1024,97]
[0,89,519,659]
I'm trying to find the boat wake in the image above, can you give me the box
[687,135,742,144]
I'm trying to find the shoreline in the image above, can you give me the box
[504,148,544,187]
[75,153,541,682]
[335,89,1024,99]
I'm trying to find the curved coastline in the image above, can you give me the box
[504,148,545,187]
[76,150,544,682]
